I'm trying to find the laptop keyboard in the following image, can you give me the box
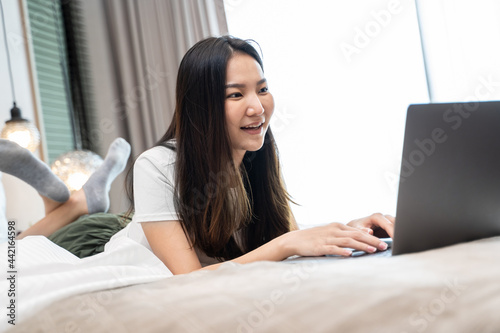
[350,247,393,257]
[330,237,393,258]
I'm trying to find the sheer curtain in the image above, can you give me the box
[416,0,500,102]
[225,0,429,226]
[80,0,228,212]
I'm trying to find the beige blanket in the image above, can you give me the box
[11,237,500,333]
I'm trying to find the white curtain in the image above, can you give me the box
[416,0,500,103]
[225,0,429,225]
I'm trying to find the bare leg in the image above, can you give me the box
[17,190,88,239]
[41,195,64,216]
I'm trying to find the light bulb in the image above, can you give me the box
[66,171,91,192]
[51,150,104,193]
[0,121,40,152]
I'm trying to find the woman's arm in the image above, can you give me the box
[142,220,289,274]
[142,215,390,275]
[142,221,203,274]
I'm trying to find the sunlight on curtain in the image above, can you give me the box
[225,0,429,226]
[417,0,500,102]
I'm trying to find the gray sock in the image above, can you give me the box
[0,139,70,202]
[83,138,131,214]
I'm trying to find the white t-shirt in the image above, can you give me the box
[108,144,220,266]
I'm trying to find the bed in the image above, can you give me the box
[4,235,500,333]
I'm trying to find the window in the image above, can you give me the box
[25,0,94,164]
[26,0,74,163]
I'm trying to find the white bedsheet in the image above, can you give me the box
[4,237,500,333]
[0,236,171,332]
[8,236,500,333]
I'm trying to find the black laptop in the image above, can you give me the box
[392,100,500,255]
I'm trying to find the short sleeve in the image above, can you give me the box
[132,147,180,223]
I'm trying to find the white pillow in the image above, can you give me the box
[0,172,8,243]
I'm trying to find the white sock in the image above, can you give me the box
[82,138,131,214]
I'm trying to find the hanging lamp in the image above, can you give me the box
[0,0,40,152]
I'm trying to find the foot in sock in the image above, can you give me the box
[82,138,131,214]
[0,139,70,202]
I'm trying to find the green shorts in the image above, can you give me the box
[48,213,131,258]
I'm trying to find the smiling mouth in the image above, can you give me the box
[240,123,263,130]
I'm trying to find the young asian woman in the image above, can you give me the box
[128,36,395,275]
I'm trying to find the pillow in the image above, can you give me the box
[0,172,8,243]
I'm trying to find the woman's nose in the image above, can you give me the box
[247,95,265,116]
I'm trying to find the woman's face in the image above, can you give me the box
[225,53,274,164]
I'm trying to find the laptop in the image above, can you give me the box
[287,101,500,262]
[392,100,500,255]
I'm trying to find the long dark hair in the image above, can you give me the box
[128,36,293,260]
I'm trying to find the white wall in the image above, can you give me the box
[225,0,429,226]
[1,0,44,231]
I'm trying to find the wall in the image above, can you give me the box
[1,0,45,231]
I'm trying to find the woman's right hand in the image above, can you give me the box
[280,222,389,258]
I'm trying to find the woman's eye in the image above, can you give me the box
[259,87,269,93]
[227,92,242,98]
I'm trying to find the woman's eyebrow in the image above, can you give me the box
[225,78,267,89]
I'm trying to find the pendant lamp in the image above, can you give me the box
[0,0,40,152]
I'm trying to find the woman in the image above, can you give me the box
[2,36,394,274]
[126,36,394,275]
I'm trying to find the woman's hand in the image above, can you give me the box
[347,213,396,238]
[280,222,390,258]
[201,214,396,269]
